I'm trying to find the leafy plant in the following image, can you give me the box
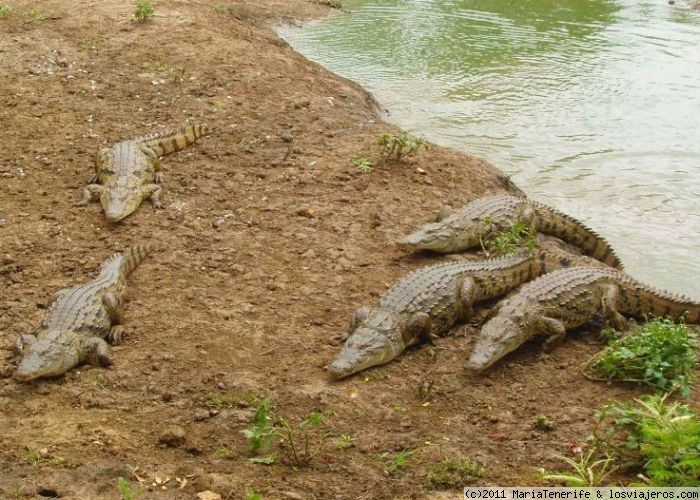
[27,9,44,21]
[242,399,276,458]
[133,0,155,22]
[337,434,356,450]
[384,448,414,476]
[205,392,238,408]
[606,394,700,486]
[532,415,555,432]
[245,487,263,500]
[483,220,537,257]
[214,4,231,14]
[0,5,12,18]
[242,401,327,467]
[117,477,137,500]
[26,447,65,467]
[352,157,373,173]
[540,449,616,486]
[427,457,484,489]
[377,132,426,161]
[173,66,189,84]
[584,317,697,396]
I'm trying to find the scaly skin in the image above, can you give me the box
[328,252,562,379]
[466,266,700,372]
[397,194,623,269]
[14,245,153,382]
[78,124,210,222]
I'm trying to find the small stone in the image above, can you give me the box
[196,492,222,500]
[158,426,186,447]
[416,167,427,175]
[193,408,210,421]
[230,409,255,424]
[161,392,174,403]
[296,207,315,218]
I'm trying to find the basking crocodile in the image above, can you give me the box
[397,194,623,269]
[466,266,700,372]
[78,124,210,222]
[14,245,153,382]
[327,251,559,379]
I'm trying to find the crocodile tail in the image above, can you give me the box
[119,244,155,277]
[532,202,623,270]
[140,124,211,156]
[619,277,700,324]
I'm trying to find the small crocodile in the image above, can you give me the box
[327,251,559,379]
[466,266,700,372]
[78,124,210,222]
[14,245,153,382]
[397,194,623,269]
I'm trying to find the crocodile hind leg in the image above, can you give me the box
[13,334,36,354]
[102,293,125,343]
[458,278,477,322]
[107,325,125,344]
[602,284,629,331]
[537,316,567,351]
[76,184,104,206]
[82,337,112,366]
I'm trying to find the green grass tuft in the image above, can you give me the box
[352,157,373,173]
[377,131,426,161]
[427,457,484,489]
[133,0,155,22]
[0,5,12,18]
[483,220,537,257]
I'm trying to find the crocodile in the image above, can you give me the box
[466,266,700,372]
[14,245,153,382]
[397,194,623,269]
[327,251,562,379]
[78,124,210,222]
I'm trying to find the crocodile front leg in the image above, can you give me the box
[406,312,432,345]
[536,316,567,351]
[76,184,104,206]
[82,337,112,366]
[14,334,36,354]
[141,183,163,209]
[458,278,476,322]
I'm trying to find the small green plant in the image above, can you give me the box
[417,379,435,402]
[27,9,44,21]
[0,5,12,18]
[173,66,189,84]
[245,487,263,500]
[606,394,700,486]
[214,4,231,14]
[133,0,155,22]
[352,157,373,173]
[598,326,621,343]
[214,447,231,459]
[540,449,616,486]
[427,457,484,489]
[532,415,555,432]
[26,447,65,467]
[584,317,697,396]
[384,448,414,476]
[242,399,276,458]
[205,392,238,408]
[337,434,356,450]
[483,221,537,257]
[377,131,426,161]
[117,477,137,500]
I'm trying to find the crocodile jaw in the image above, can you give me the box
[396,222,476,253]
[466,316,526,372]
[328,327,404,380]
[15,337,80,382]
[101,187,143,223]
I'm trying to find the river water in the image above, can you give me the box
[279,0,700,296]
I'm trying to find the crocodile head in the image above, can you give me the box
[100,179,145,223]
[327,310,405,379]
[396,220,481,253]
[465,314,530,372]
[15,335,80,382]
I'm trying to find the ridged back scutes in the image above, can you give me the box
[100,244,154,279]
[379,253,534,313]
[136,123,210,157]
[454,194,525,221]
[530,199,623,269]
[616,271,700,323]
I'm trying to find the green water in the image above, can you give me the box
[279,0,700,296]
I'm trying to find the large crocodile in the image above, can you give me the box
[466,266,700,372]
[327,251,561,379]
[78,124,210,222]
[397,194,623,269]
[14,245,153,382]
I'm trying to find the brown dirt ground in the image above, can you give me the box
[0,1,697,499]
